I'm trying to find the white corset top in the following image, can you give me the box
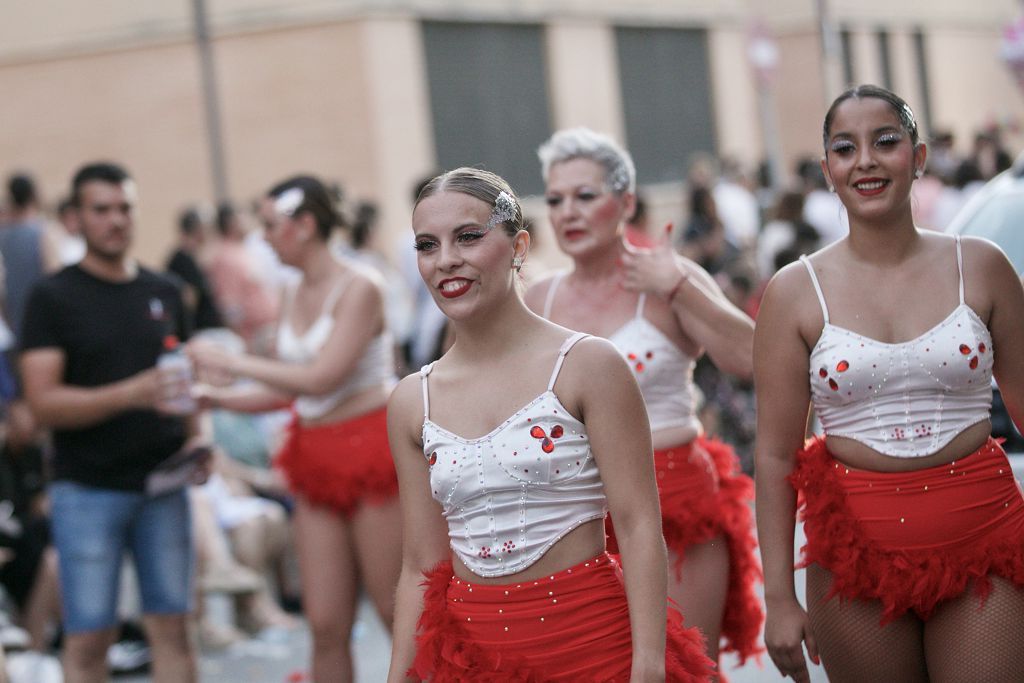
[542,277,700,435]
[802,236,993,458]
[420,332,607,577]
[277,277,395,420]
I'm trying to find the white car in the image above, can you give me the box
[947,159,1024,479]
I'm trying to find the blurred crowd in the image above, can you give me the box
[0,120,1014,681]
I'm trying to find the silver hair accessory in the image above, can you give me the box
[609,165,630,193]
[487,191,517,229]
[274,187,305,217]
[512,255,523,271]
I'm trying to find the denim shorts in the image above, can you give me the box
[50,481,194,634]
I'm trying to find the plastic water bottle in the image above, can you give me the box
[157,335,196,415]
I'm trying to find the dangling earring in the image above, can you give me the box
[512,255,523,272]
[828,185,835,193]
[914,168,924,179]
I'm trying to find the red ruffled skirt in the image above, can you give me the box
[607,436,764,664]
[274,406,398,516]
[790,436,1024,624]
[411,553,714,682]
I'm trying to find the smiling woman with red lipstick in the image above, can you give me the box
[526,128,763,677]
[386,167,714,682]
[755,85,1024,682]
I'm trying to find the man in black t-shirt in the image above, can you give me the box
[20,162,203,682]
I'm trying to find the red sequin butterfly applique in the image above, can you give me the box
[959,342,985,370]
[626,350,654,373]
[818,360,849,391]
[530,425,564,453]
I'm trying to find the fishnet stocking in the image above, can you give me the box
[924,576,1024,682]
[805,564,929,683]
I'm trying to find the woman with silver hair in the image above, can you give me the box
[527,127,764,675]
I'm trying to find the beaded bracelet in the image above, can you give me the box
[666,271,689,302]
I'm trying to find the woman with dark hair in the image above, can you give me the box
[527,128,763,677]
[387,167,713,681]
[755,85,1024,682]
[190,175,401,682]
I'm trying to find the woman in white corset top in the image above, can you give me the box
[525,128,763,676]
[386,167,713,682]
[189,175,401,682]
[755,85,1024,683]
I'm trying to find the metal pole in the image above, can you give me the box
[192,0,229,203]
[815,0,844,102]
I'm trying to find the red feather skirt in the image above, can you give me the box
[411,553,714,682]
[790,436,1024,624]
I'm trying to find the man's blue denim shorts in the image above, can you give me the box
[50,481,194,634]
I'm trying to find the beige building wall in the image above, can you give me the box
[3,0,1024,266]
[707,25,762,169]
[0,41,212,266]
[927,27,1024,150]
[544,19,624,140]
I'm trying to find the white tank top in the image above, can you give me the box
[420,332,607,577]
[803,235,993,457]
[542,274,701,434]
[277,276,394,420]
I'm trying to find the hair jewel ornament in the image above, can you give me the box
[609,165,630,193]
[487,190,517,229]
[274,187,305,217]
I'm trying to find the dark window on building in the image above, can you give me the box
[422,21,551,196]
[876,30,892,89]
[615,26,716,185]
[913,29,933,135]
[840,28,855,87]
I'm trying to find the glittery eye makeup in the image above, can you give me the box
[875,132,903,147]
[414,225,490,252]
[830,140,855,155]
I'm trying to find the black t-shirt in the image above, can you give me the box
[166,248,224,330]
[20,265,190,491]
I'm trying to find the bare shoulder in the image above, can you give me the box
[387,372,424,435]
[556,335,633,393]
[762,258,816,311]
[958,234,1016,271]
[523,271,561,314]
[758,258,825,347]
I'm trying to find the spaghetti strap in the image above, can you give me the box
[954,234,965,305]
[635,293,647,318]
[321,275,351,316]
[542,273,565,320]
[419,363,434,419]
[547,332,590,391]
[799,255,830,324]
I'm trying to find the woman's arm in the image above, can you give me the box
[753,265,819,683]
[195,382,293,414]
[970,239,1024,432]
[619,233,754,379]
[386,374,451,683]
[191,274,386,397]
[566,338,669,680]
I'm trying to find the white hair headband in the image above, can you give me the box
[274,187,305,217]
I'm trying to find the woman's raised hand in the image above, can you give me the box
[619,223,686,299]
